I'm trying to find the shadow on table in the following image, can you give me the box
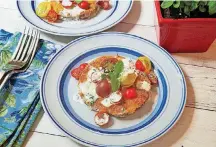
[172,40,216,69]
[107,0,142,33]
[42,32,78,44]
[142,69,195,147]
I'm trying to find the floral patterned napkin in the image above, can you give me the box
[0,29,62,147]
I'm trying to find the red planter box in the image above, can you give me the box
[154,1,216,53]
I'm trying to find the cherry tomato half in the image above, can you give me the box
[46,9,58,22]
[122,87,137,99]
[138,56,152,73]
[71,68,81,80]
[94,112,110,126]
[135,59,145,71]
[97,0,110,10]
[79,63,88,70]
[102,1,110,10]
[78,1,90,10]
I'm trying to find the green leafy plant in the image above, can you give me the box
[161,0,216,17]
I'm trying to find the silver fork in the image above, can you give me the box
[0,27,40,90]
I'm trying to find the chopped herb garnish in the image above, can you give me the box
[101,74,108,79]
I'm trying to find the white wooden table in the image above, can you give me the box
[1,1,216,147]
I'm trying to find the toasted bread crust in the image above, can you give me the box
[79,3,101,20]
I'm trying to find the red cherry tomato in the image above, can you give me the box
[79,63,88,70]
[71,68,81,80]
[96,79,111,98]
[97,1,104,6]
[122,88,137,99]
[46,9,58,22]
[135,59,145,71]
[97,0,110,10]
[78,1,90,10]
[102,1,110,10]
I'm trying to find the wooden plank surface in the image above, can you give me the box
[26,107,216,147]
[0,1,216,147]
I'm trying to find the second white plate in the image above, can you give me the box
[16,0,133,36]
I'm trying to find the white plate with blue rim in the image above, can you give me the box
[40,32,187,147]
[16,0,133,36]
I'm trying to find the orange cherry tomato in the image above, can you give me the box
[46,9,58,22]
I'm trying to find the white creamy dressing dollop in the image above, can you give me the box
[101,92,122,107]
[78,66,102,104]
[136,80,151,91]
[87,67,102,82]
[120,58,138,78]
[59,5,85,18]
[61,0,72,6]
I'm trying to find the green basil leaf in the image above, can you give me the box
[201,1,207,5]
[184,1,192,6]
[113,61,124,76]
[180,2,185,8]
[199,5,206,12]
[190,1,199,11]
[161,1,174,9]
[108,72,119,92]
[111,77,120,92]
[107,60,124,92]
[75,0,82,4]
[184,5,190,16]
[208,1,216,15]
[173,0,180,8]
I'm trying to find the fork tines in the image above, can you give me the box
[11,27,40,63]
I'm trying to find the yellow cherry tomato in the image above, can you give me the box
[87,0,96,4]
[120,73,137,87]
[36,2,52,18]
[138,56,152,73]
[51,1,64,14]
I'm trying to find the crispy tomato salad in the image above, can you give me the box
[71,55,158,126]
[36,0,111,22]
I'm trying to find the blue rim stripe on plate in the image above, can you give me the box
[31,0,119,29]
[59,47,168,134]
[40,32,186,147]
[16,0,133,36]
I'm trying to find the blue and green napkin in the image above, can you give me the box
[0,29,62,147]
